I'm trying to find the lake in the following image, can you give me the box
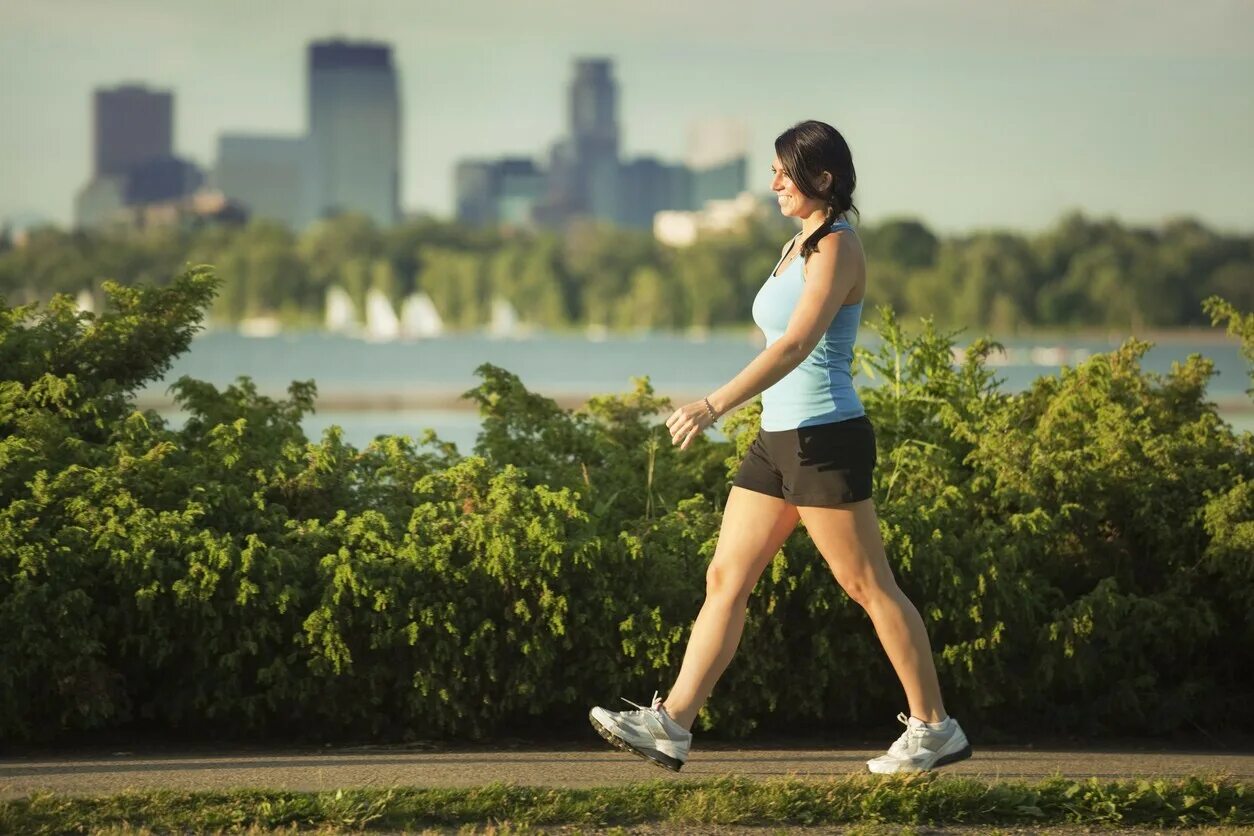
[140,329,1252,451]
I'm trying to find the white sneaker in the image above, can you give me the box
[866,711,973,774]
[589,691,692,772]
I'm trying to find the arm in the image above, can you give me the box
[666,229,863,449]
[708,229,862,416]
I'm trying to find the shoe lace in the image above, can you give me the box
[889,711,929,754]
[619,690,663,717]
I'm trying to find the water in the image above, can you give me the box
[145,330,1252,451]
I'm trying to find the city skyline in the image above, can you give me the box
[2,0,1252,234]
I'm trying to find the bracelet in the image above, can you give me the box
[702,397,719,425]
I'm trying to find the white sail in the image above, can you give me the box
[325,285,359,334]
[364,287,401,342]
[488,296,520,338]
[238,316,282,338]
[400,292,444,338]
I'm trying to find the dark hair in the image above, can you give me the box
[774,120,859,259]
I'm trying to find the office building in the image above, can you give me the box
[568,58,621,219]
[455,157,545,227]
[216,135,315,229]
[77,84,203,229]
[686,118,749,208]
[308,39,401,226]
[93,84,172,177]
[618,157,692,229]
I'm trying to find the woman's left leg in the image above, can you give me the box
[797,498,946,722]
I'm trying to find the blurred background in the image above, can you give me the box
[2,0,1251,450]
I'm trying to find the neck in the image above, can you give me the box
[799,208,834,239]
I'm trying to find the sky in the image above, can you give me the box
[2,0,1252,235]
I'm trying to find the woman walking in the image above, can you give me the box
[589,120,972,775]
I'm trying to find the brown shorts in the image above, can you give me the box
[731,415,877,506]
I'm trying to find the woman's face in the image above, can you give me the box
[770,155,828,219]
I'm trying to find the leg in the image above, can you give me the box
[661,486,799,730]
[797,498,947,723]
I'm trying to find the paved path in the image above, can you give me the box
[3,742,1252,799]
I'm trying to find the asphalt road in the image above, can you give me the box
[3,740,1252,799]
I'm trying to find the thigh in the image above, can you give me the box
[797,499,897,596]
[707,486,801,598]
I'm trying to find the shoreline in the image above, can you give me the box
[201,322,1248,346]
[136,390,1254,415]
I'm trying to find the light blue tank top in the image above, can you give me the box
[751,219,865,431]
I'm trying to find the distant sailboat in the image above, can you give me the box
[325,285,359,334]
[487,296,522,339]
[364,287,400,342]
[400,292,444,339]
[238,316,282,338]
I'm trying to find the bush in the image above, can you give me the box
[1,269,1251,743]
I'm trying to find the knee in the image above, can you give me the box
[705,561,751,604]
[832,568,896,610]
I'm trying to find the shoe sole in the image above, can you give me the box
[932,742,973,769]
[867,742,974,774]
[588,710,686,772]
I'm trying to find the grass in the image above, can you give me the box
[1,774,1251,834]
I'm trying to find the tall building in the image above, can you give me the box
[74,176,128,230]
[76,83,203,229]
[456,59,740,232]
[569,58,620,219]
[215,135,315,229]
[125,156,203,204]
[618,157,692,230]
[686,118,749,208]
[308,39,401,226]
[692,157,748,208]
[495,158,546,226]
[455,157,545,228]
[93,85,172,177]
[455,161,496,227]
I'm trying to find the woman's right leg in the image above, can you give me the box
[661,486,799,730]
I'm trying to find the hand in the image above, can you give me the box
[665,399,717,451]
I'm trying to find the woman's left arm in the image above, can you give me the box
[666,231,863,449]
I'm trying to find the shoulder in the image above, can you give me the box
[804,225,864,283]
[814,224,862,258]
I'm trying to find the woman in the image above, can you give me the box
[588,120,972,775]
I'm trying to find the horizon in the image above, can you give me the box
[2,0,1252,235]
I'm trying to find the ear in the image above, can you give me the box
[819,170,833,192]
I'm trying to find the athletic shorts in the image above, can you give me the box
[731,414,877,506]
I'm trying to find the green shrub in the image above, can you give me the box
[1,269,1250,743]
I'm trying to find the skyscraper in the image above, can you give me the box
[618,157,692,229]
[569,58,620,219]
[215,135,315,229]
[308,39,400,226]
[77,83,203,229]
[686,118,749,208]
[455,158,546,228]
[93,85,172,177]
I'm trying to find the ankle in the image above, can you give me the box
[660,702,694,732]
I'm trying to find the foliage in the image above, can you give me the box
[1,271,1252,744]
[2,774,1252,832]
[3,210,1251,332]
